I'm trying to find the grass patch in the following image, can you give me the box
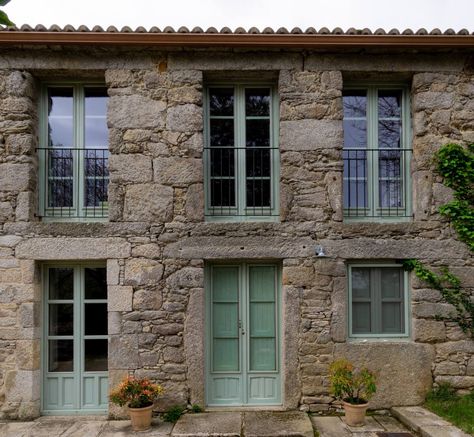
[425,384,474,435]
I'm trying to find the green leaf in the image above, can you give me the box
[0,0,11,6]
[0,10,13,26]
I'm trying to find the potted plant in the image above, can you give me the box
[110,376,164,431]
[329,358,376,427]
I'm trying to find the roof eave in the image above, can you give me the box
[0,32,473,48]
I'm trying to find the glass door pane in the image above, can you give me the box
[248,266,276,371]
[212,267,239,372]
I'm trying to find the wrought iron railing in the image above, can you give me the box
[343,148,412,218]
[204,146,279,217]
[38,148,109,219]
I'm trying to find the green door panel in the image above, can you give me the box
[42,265,108,414]
[207,263,281,406]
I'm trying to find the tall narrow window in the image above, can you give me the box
[348,264,409,338]
[39,84,109,220]
[343,86,411,220]
[205,85,279,220]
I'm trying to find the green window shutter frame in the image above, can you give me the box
[203,84,280,222]
[343,84,412,222]
[348,264,410,339]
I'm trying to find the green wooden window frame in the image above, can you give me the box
[38,83,109,222]
[348,263,410,339]
[343,84,412,222]
[203,84,280,222]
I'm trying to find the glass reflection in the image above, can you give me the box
[49,268,74,300]
[245,88,270,116]
[85,87,108,149]
[49,339,74,372]
[84,339,108,371]
[343,91,367,118]
[210,119,234,148]
[85,268,107,299]
[49,304,74,336]
[246,119,270,148]
[209,88,234,116]
[48,88,74,149]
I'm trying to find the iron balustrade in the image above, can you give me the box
[205,146,279,217]
[343,148,412,218]
[38,148,109,219]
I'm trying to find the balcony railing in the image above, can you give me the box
[38,148,109,219]
[205,146,279,217]
[343,148,412,219]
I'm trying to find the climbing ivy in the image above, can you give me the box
[402,259,474,336]
[404,143,474,336]
[436,143,474,251]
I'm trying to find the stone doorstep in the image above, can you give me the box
[391,406,471,437]
[171,411,314,437]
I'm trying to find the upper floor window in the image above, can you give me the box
[38,84,109,220]
[204,85,279,221]
[343,86,412,221]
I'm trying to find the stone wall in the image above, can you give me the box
[0,46,472,419]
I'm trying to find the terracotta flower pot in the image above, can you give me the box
[128,404,154,431]
[342,400,368,427]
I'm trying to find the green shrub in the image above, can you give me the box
[191,403,203,413]
[427,383,458,402]
[162,405,186,422]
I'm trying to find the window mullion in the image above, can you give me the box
[76,85,85,217]
[368,87,378,217]
[237,86,246,216]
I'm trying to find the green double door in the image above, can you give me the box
[42,265,108,414]
[207,263,281,406]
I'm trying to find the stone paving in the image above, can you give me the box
[0,408,470,437]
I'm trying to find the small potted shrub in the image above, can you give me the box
[110,376,164,431]
[329,358,376,426]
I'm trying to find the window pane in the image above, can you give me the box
[85,304,107,335]
[85,178,108,208]
[378,90,402,118]
[379,180,402,208]
[344,120,367,149]
[85,87,108,149]
[49,339,74,372]
[382,302,402,333]
[352,268,370,299]
[352,302,371,333]
[343,91,367,117]
[250,338,275,371]
[379,150,401,178]
[49,268,74,300]
[49,179,73,208]
[84,339,108,371]
[210,119,234,148]
[213,338,238,371]
[84,267,107,299]
[246,119,270,148]
[381,268,402,299]
[379,120,401,149]
[246,179,271,208]
[344,150,367,178]
[344,180,368,209]
[209,88,234,116]
[49,149,73,177]
[245,88,270,116]
[210,148,235,177]
[49,304,74,336]
[48,87,74,149]
[246,148,270,177]
[211,179,235,207]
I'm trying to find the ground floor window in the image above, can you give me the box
[348,264,409,338]
[42,264,108,414]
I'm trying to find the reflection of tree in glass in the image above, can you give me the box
[209,89,234,116]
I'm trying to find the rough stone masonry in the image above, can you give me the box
[0,42,473,419]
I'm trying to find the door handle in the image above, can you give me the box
[238,320,245,335]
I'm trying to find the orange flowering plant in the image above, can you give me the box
[110,376,164,408]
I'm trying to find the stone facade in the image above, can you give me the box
[0,44,473,419]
